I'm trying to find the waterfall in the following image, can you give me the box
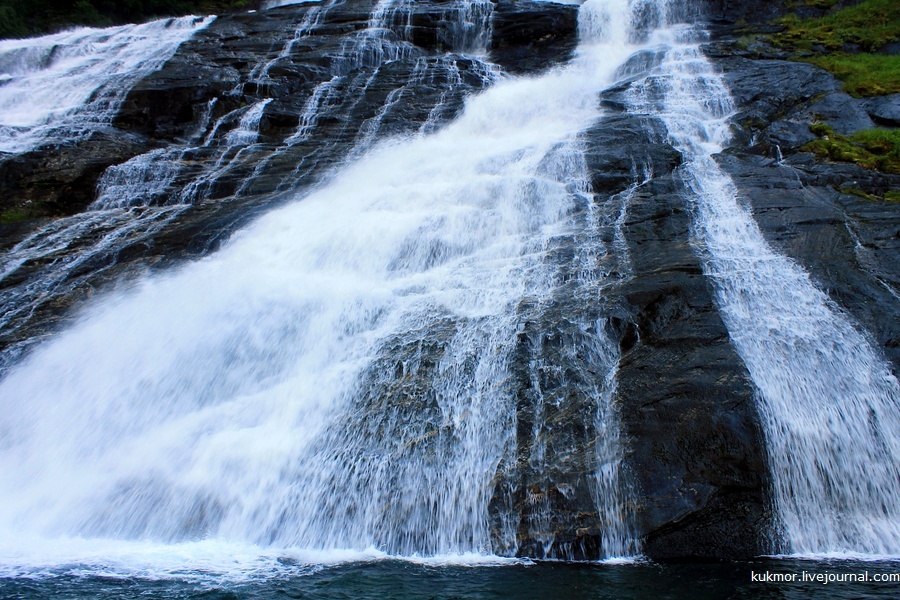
[0,16,213,155]
[0,0,659,572]
[628,27,900,557]
[7,0,895,575]
[0,0,493,371]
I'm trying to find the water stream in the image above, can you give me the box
[628,27,900,558]
[0,0,657,573]
[0,16,213,155]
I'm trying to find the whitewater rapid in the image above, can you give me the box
[0,0,656,572]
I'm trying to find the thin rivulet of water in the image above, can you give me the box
[628,27,900,557]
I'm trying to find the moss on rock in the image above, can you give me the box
[770,0,900,97]
[803,123,900,174]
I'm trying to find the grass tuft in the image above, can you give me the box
[0,208,32,224]
[805,54,900,97]
[803,125,900,174]
[770,0,900,97]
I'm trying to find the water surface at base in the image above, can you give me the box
[2,559,898,599]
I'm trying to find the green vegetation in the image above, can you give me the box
[805,53,900,96]
[840,187,900,202]
[803,124,900,174]
[770,0,900,97]
[0,208,31,224]
[805,0,839,8]
[838,186,877,201]
[774,0,899,52]
[0,0,257,39]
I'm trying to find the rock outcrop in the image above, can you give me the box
[706,43,900,375]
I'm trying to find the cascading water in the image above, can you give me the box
[0,16,213,155]
[7,0,895,583]
[0,0,494,373]
[0,0,658,574]
[628,27,900,557]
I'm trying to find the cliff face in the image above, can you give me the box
[0,0,896,560]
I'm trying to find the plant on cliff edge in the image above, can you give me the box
[772,0,900,97]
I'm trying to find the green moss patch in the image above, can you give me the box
[0,208,32,224]
[803,124,900,174]
[840,187,900,202]
[771,0,900,97]
[774,0,900,52]
[806,53,900,97]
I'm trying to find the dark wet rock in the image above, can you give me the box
[0,129,151,221]
[807,92,875,134]
[489,0,578,74]
[879,42,900,56]
[584,113,680,193]
[864,94,900,127]
[586,99,772,559]
[708,37,900,376]
[715,152,900,374]
[613,175,772,560]
[700,0,789,27]
[719,59,838,150]
[499,313,626,560]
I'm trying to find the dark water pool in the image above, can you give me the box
[2,558,898,599]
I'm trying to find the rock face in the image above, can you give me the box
[708,46,900,376]
[0,130,150,221]
[611,170,771,560]
[489,0,578,74]
[0,0,896,562]
[579,76,773,559]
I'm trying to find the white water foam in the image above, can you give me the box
[629,27,900,557]
[0,0,653,573]
[0,16,213,154]
[0,536,529,583]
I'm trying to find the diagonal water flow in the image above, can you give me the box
[509,171,642,559]
[249,0,494,194]
[628,27,900,557]
[0,16,213,155]
[0,98,224,362]
[0,0,654,571]
[246,0,344,88]
[0,207,189,342]
[0,0,498,375]
[177,99,274,204]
